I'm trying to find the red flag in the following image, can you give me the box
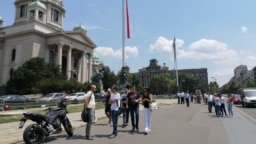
[126,0,130,39]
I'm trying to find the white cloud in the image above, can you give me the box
[179,39,237,64]
[94,46,138,59]
[241,26,247,33]
[243,55,256,69]
[149,36,184,53]
[150,37,237,64]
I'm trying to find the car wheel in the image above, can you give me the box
[244,102,248,108]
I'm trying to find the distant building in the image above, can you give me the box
[0,0,96,85]
[136,59,208,91]
[137,59,170,88]
[229,65,254,86]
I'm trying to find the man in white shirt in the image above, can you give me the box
[84,85,96,140]
[207,93,213,113]
[108,85,121,139]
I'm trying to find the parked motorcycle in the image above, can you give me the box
[19,98,73,144]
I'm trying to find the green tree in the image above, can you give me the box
[101,66,118,91]
[209,81,219,93]
[244,79,256,88]
[5,57,66,94]
[149,73,175,95]
[178,73,199,93]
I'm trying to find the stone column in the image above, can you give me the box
[87,53,92,83]
[35,9,38,20]
[45,44,50,62]
[67,47,72,79]
[57,43,63,70]
[81,51,86,83]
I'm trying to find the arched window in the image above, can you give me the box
[11,49,16,62]
[49,51,55,63]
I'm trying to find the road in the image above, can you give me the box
[26,103,256,144]
[235,104,256,120]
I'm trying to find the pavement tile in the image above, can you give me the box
[0,99,175,144]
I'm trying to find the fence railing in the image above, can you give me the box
[0,95,174,111]
[0,99,87,111]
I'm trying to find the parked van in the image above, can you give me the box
[238,88,256,107]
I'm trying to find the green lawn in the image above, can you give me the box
[0,102,105,124]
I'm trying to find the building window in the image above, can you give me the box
[11,49,16,62]
[49,51,55,63]
[38,11,44,20]
[19,4,27,18]
[51,8,59,22]
[73,57,78,69]
[10,68,14,77]
[30,10,35,19]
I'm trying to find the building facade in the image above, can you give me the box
[229,65,254,86]
[137,59,208,90]
[0,0,97,85]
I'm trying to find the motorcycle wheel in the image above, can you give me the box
[63,118,73,137]
[23,124,45,144]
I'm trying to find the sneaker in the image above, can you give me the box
[136,129,139,133]
[122,124,126,128]
[130,128,135,133]
[86,136,94,140]
[144,132,148,135]
[108,134,116,139]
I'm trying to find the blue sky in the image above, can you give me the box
[1,0,256,86]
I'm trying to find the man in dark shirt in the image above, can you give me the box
[126,85,140,133]
[121,86,130,127]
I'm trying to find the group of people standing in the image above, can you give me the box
[84,84,154,141]
[177,91,191,107]
[206,93,234,118]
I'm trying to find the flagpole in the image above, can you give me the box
[173,37,179,92]
[122,0,125,67]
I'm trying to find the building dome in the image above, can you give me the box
[55,0,63,3]
[73,23,86,31]
[92,53,102,64]
[92,53,100,60]
[28,0,46,10]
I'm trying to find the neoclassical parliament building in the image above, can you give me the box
[0,0,98,85]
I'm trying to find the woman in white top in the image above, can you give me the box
[215,94,222,117]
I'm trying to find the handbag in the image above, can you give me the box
[149,103,153,111]
[81,92,92,122]
[149,100,157,111]
[81,109,89,122]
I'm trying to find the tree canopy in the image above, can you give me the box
[5,57,66,94]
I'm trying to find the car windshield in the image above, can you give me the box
[234,94,240,98]
[244,90,256,97]
[45,93,54,98]
[70,93,77,96]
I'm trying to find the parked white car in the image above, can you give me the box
[38,93,65,102]
[66,92,85,103]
